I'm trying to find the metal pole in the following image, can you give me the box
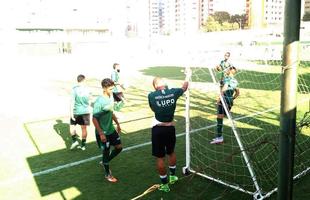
[184,66,191,170]
[278,0,301,200]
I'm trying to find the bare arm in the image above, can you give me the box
[215,65,221,72]
[92,117,106,142]
[112,113,121,133]
[70,96,75,120]
[233,88,240,100]
[182,81,189,92]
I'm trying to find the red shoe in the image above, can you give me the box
[105,175,118,183]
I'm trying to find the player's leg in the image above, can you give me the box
[102,143,116,182]
[70,115,80,149]
[113,92,125,112]
[152,126,170,192]
[108,131,122,162]
[166,126,178,184]
[211,104,224,144]
[80,125,87,150]
[80,114,90,150]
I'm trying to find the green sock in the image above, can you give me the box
[217,118,223,137]
[108,148,122,162]
[71,134,78,142]
[81,139,86,147]
[169,166,176,176]
[160,175,168,184]
[102,149,110,175]
[103,163,110,176]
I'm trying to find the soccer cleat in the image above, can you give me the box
[99,161,103,166]
[210,136,224,144]
[169,175,179,184]
[80,145,86,151]
[105,174,118,183]
[158,184,170,192]
[70,141,80,149]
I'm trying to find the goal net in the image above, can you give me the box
[182,30,310,199]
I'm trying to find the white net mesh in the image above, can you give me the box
[185,30,310,198]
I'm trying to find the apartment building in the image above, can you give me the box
[246,0,284,28]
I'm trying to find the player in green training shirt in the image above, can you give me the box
[211,66,240,144]
[92,78,122,183]
[111,63,125,111]
[70,74,91,150]
[215,52,232,86]
[148,77,189,192]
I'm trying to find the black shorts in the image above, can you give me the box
[152,126,176,158]
[96,130,121,150]
[113,92,124,102]
[217,101,232,115]
[70,114,90,125]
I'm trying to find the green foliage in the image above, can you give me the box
[202,12,244,32]
[213,11,230,25]
[230,14,246,29]
[303,12,310,21]
[202,16,221,32]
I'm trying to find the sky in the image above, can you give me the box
[213,0,246,15]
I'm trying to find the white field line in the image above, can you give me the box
[0,106,280,187]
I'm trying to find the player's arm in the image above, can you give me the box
[70,92,75,120]
[92,114,106,142]
[233,88,240,100]
[221,83,228,95]
[182,81,189,92]
[148,94,155,112]
[215,64,221,72]
[182,67,190,92]
[112,113,121,133]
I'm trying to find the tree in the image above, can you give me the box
[230,14,246,29]
[202,16,221,32]
[213,11,230,25]
[303,12,310,21]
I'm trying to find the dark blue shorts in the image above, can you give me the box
[217,101,232,115]
[96,130,121,150]
[152,126,176,158]
[70,114,90,125]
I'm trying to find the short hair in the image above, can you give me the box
[101,78,114,88]
[153,77,165,89]
[229,66,236,71]
[113,63,119,69]
[225,52,230,57]
[77,74,85,82]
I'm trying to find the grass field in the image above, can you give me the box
[0,50,309,200]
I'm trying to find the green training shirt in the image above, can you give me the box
[93,95,115,135]
[218,60,232,80]
[72,85,90,115]
[148,88,184,122]
[223,76,238,105]
[111,70,120,93]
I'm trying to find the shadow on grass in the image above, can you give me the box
[53,119,71,149]
[25,112,310,200]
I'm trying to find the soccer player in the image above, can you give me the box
[211,66,239,144]
[148,77,189,192]
[70,74,91,151]
[215,52,232,86]
[111,63,125,111]
[92,78,122,183]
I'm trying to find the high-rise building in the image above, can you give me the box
[207,0,246,15]
[149,0,200,36]
[246,0,284,29]
[264,0,284,25]
[304,0,310,14]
